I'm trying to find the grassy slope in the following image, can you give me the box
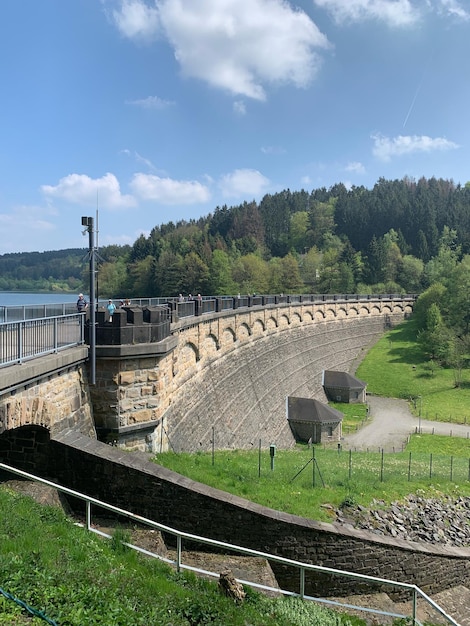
[356,319,470,423]
[0,487,362,626]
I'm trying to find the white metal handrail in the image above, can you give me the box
[0,462,458,625]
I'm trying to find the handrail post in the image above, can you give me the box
[54,317,58,353]
[300,566,305,599]
[176,536,182,573]
[86,501,92,531]
[18,321,23,364]
[412,587,418,625]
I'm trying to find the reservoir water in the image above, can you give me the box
[0,292,83,307]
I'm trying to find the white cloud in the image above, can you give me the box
[313,0,419,26]
[371,133,459,161]
[0,205,58,254]
[130,173,211,204]
[126,95,175,109]
[345,161,366,174]
[233,100,246,115]
[112,0,330,100]
[219,168,270,198]
[41,173,137,209]
[261,145,286,155]
[438,0,470,20]
[110,0,160,40]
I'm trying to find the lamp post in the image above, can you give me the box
[81,216,96,385]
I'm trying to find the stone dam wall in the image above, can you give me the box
[164,315,391,453]
[92,302,410,454]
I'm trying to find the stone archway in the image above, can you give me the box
[0,424,51,475]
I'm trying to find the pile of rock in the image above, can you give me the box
[335,494,470,546]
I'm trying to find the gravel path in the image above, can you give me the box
[342,395,470,452]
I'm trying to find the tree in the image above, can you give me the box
[154,250,183,296]
[207,250,236,295]
[98,258,127,298]
[308,199,336,248]
[299,247,322,292]
[413,283,447,331]
[445,255,470,336]
[365,235,386,284]
[179,252,209,296]
[126,256,155,297]
[232,254,269,294]
[278,253,303,293]
[399,255,424,293]
[418,303,453,364]
[424,226,460,286]
[289,211,309,253]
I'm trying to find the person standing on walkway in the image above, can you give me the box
[76,293,88,313]
[107,299,116,323]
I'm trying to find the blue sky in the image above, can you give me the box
[1,0,469,254]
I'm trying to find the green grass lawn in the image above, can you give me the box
[155,434,470,523]
[0,487,364,626]
[356,319,470,423]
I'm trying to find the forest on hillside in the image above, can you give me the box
[1,176,470,298]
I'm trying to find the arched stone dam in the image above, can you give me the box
[154,304,408,453]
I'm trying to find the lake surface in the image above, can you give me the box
[0,292,84,307]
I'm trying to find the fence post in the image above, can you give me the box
[211,427,215,466]
[258,439,261,478]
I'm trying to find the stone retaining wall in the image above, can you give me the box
[49,431,470,599]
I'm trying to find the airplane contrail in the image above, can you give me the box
[403,79,423,128]
[402,54,433,129]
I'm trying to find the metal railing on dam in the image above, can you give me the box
[0,293,416,368]
[0,314,85,368]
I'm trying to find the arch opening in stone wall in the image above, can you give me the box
[303,310,314,322]
[315,310,325,322]
[266,316,278,331]
[221,326,236,349]
[252,319,265,336]
[336,307,347,319]
[0,396,55,433]
[237,322,252,341]
[179,342,200,368]
[202,333,219,357]
[325,307,336,320]
[0,425,51,475]
[291,312,302,325]
[279,314,290,329]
